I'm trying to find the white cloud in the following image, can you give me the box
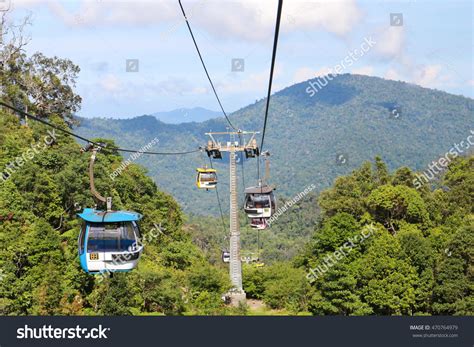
[413,64,443,88]
[218,64,283,93]
[292,66,333,84]
[374,26,404,58]
[384,68,401,81]
[18,0,362,41]
[292,67,317,84]
[283,0,362,36]
[45,0,180,27]
[93,73,209,100]
[351,66,374,75]
[99,74,123,93]
[154,77,208,96]
[193,0,362,41]
[382,64,452,89]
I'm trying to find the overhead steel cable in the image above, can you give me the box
[260,0,283,152]
[237,133,246,187]
[208,157,227,235]
[240,151,246,191]
[111,147,200,155]
[178,0,238,131]
[0,101,200,156]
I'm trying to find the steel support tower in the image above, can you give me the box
[204,131,259,305]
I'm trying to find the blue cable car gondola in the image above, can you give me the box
[78,208,143,273]
[78,144,145,273]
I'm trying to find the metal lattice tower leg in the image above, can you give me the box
[229,148,243,292]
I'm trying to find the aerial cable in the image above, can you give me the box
[0,101,200,156]
[178,0,238,131]
[257,152,261,185]
[238,134,247,209]
[208,156,227,235]
[257,228,261,261]
[238,133,246,189]
[240,151,246,192]
[260,0,283,152]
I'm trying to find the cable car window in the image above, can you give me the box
[200,173,216,182]
[248,194,271,208]
[132,221,141,239]
[87,223,136,252]
[122,222,137,250]
[79,222,86,254]
[270,193,276,209]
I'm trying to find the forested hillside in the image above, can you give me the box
[0,43,234,315]
[76,74,474,215]
[2,107,472,315]
[0,111,237,315]
[236,157,473,315]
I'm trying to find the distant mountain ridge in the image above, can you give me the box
[75,74,474,215]
[153,107,221,124]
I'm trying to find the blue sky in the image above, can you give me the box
[5,0,474,118]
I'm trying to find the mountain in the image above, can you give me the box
[152,107,221,124]
[75,74,474,215]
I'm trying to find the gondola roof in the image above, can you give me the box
[196,167,217,173]
[78,208,142,223]
[244,185,275,194]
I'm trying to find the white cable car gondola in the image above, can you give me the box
[244,185,276,219]
[196,167,218,190]
[221,250,230,263]
[78,208,143,273]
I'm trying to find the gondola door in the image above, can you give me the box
[86,223,108,272]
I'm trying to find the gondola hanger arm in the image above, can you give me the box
[86,144,112,211]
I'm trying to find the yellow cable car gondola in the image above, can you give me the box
[196,167,218,190]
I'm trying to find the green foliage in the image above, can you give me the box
[301,156,473,316]
[311,213,360,255]
[262,263,310,313]
[432,220,474,315]
[243,263,310,314]
[308,261,373,315]
[242,266,266,299]
[0,110,229,316]
[366,185,428,233]
[355,233,419,315]
[1,50,81,125]
[99,274,134,316]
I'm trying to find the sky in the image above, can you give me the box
[4,0,474,119]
